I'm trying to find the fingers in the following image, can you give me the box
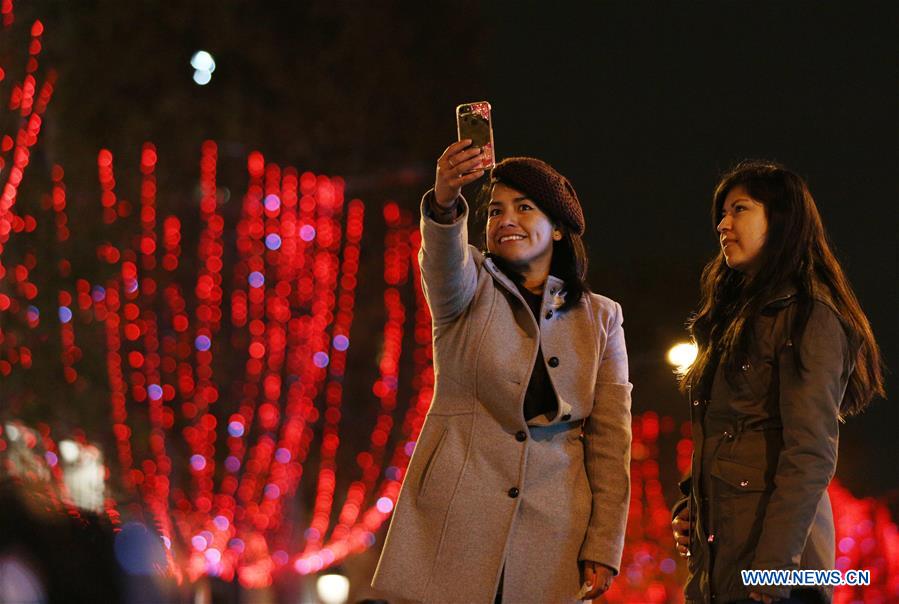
[440,138,476,161]
[437,167,484,190]
[580,562,614,601]
[434,141,486,206]
[583,569,612,600]
[443,147,485,176]
[672,517,690,533]
[582,560,595,584]
[439,139,479,171]
[671,512,692,557]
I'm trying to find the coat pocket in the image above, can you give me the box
[736,357,773,402]
[418,426,449,499]
[711,457,769,494]
[710,457,772,572]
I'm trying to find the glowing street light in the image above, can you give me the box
[316,573,350,604]
[666,341,698,374]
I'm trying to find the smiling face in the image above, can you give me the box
[485,183,562,275]
[717,185,769,276]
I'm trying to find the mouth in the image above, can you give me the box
[498,234,527,244]
[721,239,736,248]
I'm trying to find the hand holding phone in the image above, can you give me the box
[434,140,485,209]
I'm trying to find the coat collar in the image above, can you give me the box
[760,281,798,309]
[482,255,566,309]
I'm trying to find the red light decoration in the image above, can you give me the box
[1,1,14,28]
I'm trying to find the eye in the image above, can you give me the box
[518,203,533,211]
[488,208,501,217]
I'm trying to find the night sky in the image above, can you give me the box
[18,1,898,500]
[479,1,898,497]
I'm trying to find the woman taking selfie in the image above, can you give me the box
[671,161,885,604]
[371,140,633,603]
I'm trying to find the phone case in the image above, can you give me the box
[456,101,495,171]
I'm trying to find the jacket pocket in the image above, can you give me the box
[418,426,449,499]
[711,457,769,494]
[736,357,773,402]
[710,457,771,578]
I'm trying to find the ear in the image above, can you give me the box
[552,228,563,241]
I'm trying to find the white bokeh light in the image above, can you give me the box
[190,50,215,72]
[193,69,212,86]
[316,574,350,604]
[666,341,698,374]
[4,424,20,441]
[191,50,216,85]
[58,439,80,463]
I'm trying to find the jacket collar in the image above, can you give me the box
[761,282,798,309]
[483,255,566,309]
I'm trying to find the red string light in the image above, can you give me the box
[1,0,14,28]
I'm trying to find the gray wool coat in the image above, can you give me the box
[371,193,632,603]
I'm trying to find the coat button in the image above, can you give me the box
[545,310,553,320]
[561,414,571,421]
[548,356,559,367]
[692,399,700,406]
[508,487,520,498]
[515,431,527,442]
[740,480,750,487]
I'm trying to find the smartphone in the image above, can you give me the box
[456,101,495,171]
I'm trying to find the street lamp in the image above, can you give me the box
[666,341,697,375]
[316,573,350,604]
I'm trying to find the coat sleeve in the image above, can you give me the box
[750,302,850,599]
[579,300,633,573]
[418,190,479,325]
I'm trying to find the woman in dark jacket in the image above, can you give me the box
[671,161,885,604]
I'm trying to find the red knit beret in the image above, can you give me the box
[490,157,585,236]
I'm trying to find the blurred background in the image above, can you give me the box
[0,1,896,602]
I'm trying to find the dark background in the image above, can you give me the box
[12,0,897,508]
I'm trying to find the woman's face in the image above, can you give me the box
[486,183,561,272]
[717,185,768,275]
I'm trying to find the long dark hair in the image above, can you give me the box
[475,181,590,314]
[680,160,885,417]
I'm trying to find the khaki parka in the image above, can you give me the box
[371,193,632,603]
[675,286,853,603]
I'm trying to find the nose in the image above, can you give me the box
[497,209,517,227]
[717,214,731,233]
